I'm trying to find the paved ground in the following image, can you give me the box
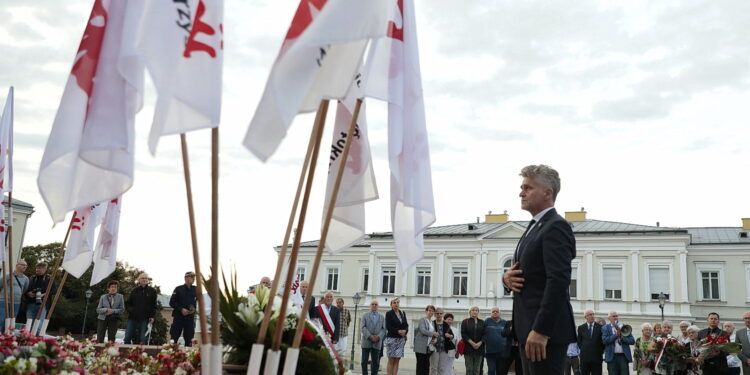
[346,356,632,374]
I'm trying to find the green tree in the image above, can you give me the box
[18,242,167,344]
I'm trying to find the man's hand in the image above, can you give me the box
[181,308,191,316]
[106,308,113,315]
[524,330,549,362]
[26,291,34,298]
[502,262,524,293]
[745,358,750,365]
[149,317,155,324]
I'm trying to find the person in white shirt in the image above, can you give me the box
[724,322,741,374]
[565,342,581,375]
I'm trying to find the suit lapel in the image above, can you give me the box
[516,208,557,261]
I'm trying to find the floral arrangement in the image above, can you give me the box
[698,333,740,359]
[648,336,690,362]
[219,271,341,375]
[0,330,200,374]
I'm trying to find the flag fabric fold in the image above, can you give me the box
[363,0,435,270]
[244,0,391,161]
[91,197,122,286]
[323,74,378,253]
[38,0,142,224]
[122,0,224,155]
[0,87,14,194]
[62,202,106,278]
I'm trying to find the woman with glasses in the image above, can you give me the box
[430,308,455,375]
[414,305,436,375]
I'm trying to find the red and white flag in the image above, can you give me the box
[0,203,5,263]
[323,74,378,253]
[364,0,435,270]
[290,269,304,306]
[0,87,14,194]
[91,197,122,286]
[122,0,223,155]
[38,0,143,224]
[63,202,106,278]
[244,0,391,161]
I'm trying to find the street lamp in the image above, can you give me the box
[349,292,362,371]
[82,289,93,338]
[658,292,666,322]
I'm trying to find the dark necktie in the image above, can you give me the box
[589,323,593,337]
[514,219,537,261]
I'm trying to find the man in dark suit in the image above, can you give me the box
[315,290,341,344]
[577,309,604,375]
[503,164,576,374]
[697,312,729,374]
[299,280,318,320]
[736,311,750,375]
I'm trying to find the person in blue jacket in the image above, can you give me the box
[170,271,197,347]
[601,311,635,375]
[484,306,512,375]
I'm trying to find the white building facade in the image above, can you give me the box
[288,210,750,353]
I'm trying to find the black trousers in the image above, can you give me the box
[170,315,195,347]
[579,361,602,375]
[415,352,430,375]
[97,315,119,343]
[519,343,567,375]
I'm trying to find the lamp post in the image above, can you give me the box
[349,292,362,371]
[82,289,93,338]
[658,292,666,322]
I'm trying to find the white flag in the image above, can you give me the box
[323,74,378,253]
[63,202,106,278]
[38,0,143,224]
[91,197,122,286]
[0,87,13,193]
[123,0,223,155]
[244,0,391,161]
[364,0,435,270]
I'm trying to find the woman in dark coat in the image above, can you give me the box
[385,297,409,375]
[461,306,486,375]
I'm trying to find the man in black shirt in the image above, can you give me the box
[25,263,56,335]
[124,273,157,344]
[697,312,729,374]
[169,271,197,346]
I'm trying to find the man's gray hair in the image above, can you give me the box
[520,164,561,201]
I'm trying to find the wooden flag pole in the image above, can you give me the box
[270,100,330,353]
[292,99,362,347]
[210,127,221,375]
[179,134,209,347]
[34,215,75,329]
[247,101,326,375]
[41,270,68,335]
[283,98,362,375]
[6,192,13,322]
[2,254,8,331]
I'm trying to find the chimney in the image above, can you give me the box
[485,210,509,223]
[565,207,587,222]
[743,218,750,230]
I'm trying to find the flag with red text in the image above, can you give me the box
[91,197,122,285]
[363,0,435,270]
[244,0,391,161]
[38,0,143,224]
[322,73,378,253]
[122,0,223,154]
[63,202,106,278]
[0,87,14,194]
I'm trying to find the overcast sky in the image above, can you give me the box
[1,0,749,293]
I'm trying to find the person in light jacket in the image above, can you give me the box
[96,280,125,343]
[361,300,387,375]
[414,305,436,375]
[0,260,29,333]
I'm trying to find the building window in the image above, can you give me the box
[416,268,431,295]
[296,267,306,281]
[649,267,670,300]
[326,267,339,291]
[570,266,578,299]
[452,267,468,296]
[382,268,396,294]
[362,269,369,292]
[701,271,720,300]
[502,259,512,297]
[603,267,622,300]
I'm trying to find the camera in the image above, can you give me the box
[34,288,43,304]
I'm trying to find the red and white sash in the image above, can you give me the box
[317,304,336,337]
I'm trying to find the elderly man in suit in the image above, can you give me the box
[315,291,340,344]
[361,300,386,375]
[601,311,634,375]
[735,311,750,375]
[502,164,577,374]
[577,309,604,375]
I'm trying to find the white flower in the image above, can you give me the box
[175,368,188,375]
[107,347,120,356]
[4,356,15,362]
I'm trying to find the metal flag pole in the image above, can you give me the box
[283,99,363,375]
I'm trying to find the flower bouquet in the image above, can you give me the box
[698,334,740,359]
[219,271,342,375]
